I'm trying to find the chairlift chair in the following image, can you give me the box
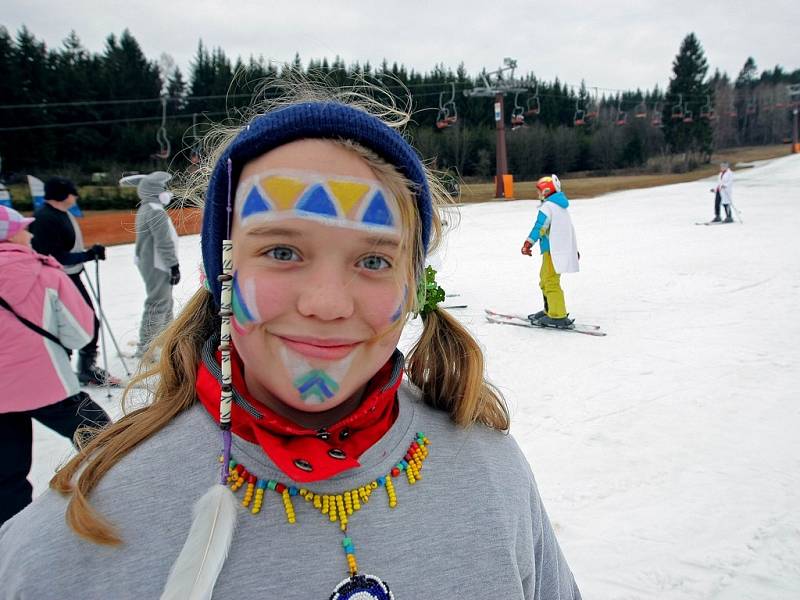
[634,100,648,119]
[525,83,541,117]
[511,92,526,129]
[614,97,627,126]
[586,90,599,120]
[436,106,452,130]
[651,102,663,127]
[700,95,715,120]
[682,109,694,124]
[574,98,586,126]
[525,96,540,117]
[152,95,171,160]
[671,93,685,120]
[436,83,458,129]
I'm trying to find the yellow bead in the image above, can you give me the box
[313,495,322,509]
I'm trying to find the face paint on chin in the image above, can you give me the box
[278,345,355,406]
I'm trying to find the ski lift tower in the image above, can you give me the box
[789,84,800,154]
[464,58,529,199]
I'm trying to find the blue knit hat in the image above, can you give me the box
[201,102,433,306]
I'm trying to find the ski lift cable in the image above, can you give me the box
[0,77,721,112]
[0,110,228,133]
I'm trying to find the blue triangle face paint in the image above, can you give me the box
[295,183,338,217]
[241,185,270,220]
[362,190,394,227]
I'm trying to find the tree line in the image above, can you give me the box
[1,26,798,183]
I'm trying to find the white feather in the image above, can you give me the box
[161,484,238,600]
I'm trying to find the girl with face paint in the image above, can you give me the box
[1,88,582,600]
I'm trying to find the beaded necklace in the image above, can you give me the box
[222,431,430,599]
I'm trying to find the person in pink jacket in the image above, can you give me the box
[0,206,111,526]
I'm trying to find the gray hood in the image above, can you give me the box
[137,171,172,203]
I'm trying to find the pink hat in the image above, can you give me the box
[0,205,35,242]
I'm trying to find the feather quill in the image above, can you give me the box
[161,484,238,600]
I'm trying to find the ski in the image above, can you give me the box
[695,221,736,226]
[485,309,606,336]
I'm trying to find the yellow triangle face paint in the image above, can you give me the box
[261,176,307,211]
[327,180,371,217]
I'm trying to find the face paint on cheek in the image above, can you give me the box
[388,284,409,324]
[277,346,355,405]
[231,271,262,332]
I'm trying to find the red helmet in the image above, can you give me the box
[535,174,561,197]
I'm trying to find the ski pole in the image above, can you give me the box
[730,201,744,224]
[94,259,112,398]
[82,269,131,377]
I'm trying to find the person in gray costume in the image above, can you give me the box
[131,171,180,357]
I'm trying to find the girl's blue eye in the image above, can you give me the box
[359,255,391,271]
[265,247,299,262]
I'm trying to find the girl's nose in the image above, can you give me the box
[297,267,355,321]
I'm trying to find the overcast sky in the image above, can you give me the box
[4,0,799,94]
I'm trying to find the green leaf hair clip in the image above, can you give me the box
[416,265,446,318]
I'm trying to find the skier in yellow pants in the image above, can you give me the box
[521,175,579,329]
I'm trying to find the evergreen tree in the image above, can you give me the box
[662,33,712,155]
[735,57,758,88]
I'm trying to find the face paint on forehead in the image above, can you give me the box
[235,169,401,235]
[278,346,355,405]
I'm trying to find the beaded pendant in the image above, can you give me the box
[222,432,430,598]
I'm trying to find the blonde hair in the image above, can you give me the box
[51,78,508,546]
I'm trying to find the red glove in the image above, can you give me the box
[521,240,533,256]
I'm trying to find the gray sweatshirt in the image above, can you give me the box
[134,202,178,274]
[0,383,581,599]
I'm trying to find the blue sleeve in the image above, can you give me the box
[526,211,548,244]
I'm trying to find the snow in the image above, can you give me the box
[29,154,800,599]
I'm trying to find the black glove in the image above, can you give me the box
[169,264,181,286]
[89,244,106,261]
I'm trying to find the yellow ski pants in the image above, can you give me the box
[539,252,567,318]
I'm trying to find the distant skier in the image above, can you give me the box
[132,171,180,358]
[711,162,734,223]
[521,174,579,329]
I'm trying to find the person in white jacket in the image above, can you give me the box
[126,172,180,357]
[521,175,579,329]
[712,162,734,223]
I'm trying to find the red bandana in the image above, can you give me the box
[196,347,401,483]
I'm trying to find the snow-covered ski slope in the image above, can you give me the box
[30,154,800,599]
